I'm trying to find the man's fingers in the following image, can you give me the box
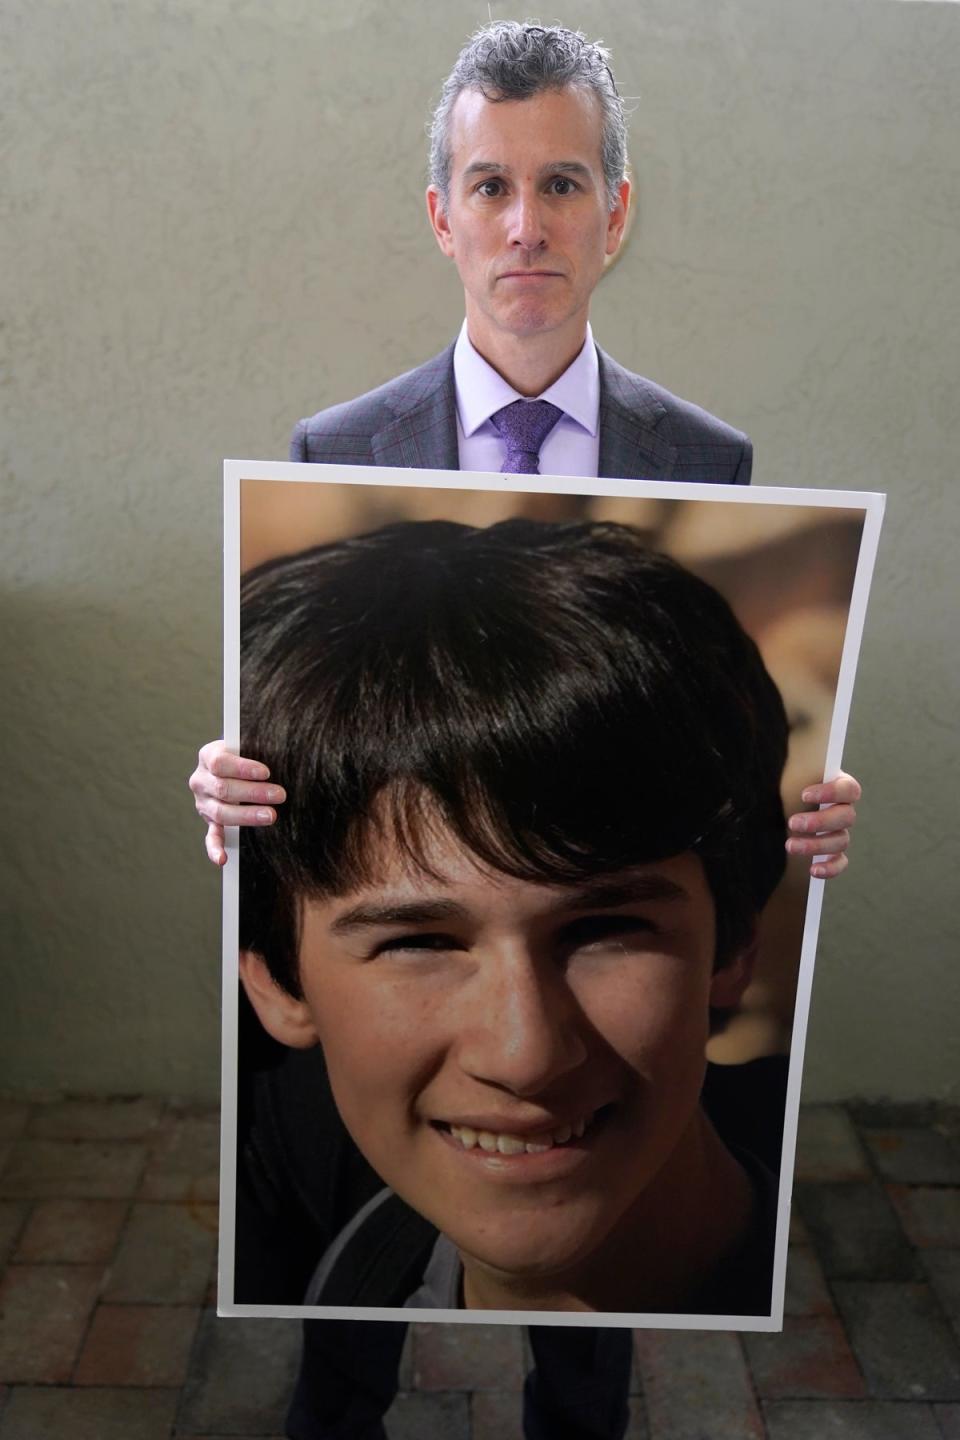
[208,751,273,782]
[197,740,272,782]
[192,774,286,808]
[786,828,850,858]
[811,852,849,881]
[195,798,278,828]
[800,771,862,806]
[189,740,282,863]
[789,772,861,881]
[205,823,228,867]
[788,804,857,836]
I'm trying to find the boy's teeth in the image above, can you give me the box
[448,1115,593,1153]
[497,1134,527,1155]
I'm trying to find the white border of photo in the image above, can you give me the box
[218,459,885,1332]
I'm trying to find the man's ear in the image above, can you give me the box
[604,176,632,259]
[426,185,456,258]
[709,926,759,1010]
[239,950,320,1050]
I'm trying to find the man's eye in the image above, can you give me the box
[550,177,577,195]
[477,180,503,197]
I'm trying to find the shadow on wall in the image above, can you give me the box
[0,585,221,1096]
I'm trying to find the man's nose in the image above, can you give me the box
[506,191,548,250]
[454,952,587,1097]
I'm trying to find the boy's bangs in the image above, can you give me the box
[287,680,744,902]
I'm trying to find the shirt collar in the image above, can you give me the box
[453,319,600,438]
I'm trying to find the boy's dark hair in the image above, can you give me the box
[240,518,788,996]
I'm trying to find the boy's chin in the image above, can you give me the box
[452,1215,615,1302]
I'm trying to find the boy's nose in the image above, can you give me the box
[454,953,587,1098]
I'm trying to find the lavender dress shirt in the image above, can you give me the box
[453,320,601,477]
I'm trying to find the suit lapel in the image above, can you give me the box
[370,345,460,471]
[365,341,678,480]
[596,347,678,481]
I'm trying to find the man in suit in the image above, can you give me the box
[194,23,857,863]
[288,341,751,484]
[190,22,860,1439]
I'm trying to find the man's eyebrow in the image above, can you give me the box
[554,875,691,913]
[462,161,508,180]
[460,161,594,181]
[329,898,468,935]
[545,161,593,180]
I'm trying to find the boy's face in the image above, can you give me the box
[242,817,749,1291]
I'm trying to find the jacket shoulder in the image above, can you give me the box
[290,346,455,463]
[598,349,753,484]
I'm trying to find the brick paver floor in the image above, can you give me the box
[0,1095,957,1438]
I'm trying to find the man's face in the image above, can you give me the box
[427,87,629,360]
[275,822,746,1292]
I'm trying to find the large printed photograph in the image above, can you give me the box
[220,463,883,1329]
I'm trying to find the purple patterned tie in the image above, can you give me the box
[490,399,563,474]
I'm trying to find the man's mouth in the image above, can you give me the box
[435,1109,602,1155]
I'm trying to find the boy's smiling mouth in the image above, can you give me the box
[433,1107,608,1156]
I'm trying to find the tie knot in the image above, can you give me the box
[490,399,563,474]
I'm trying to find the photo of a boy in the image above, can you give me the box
[236,515,789,1318]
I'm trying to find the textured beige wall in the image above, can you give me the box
[2,0,957,1101]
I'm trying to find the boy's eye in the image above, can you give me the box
[372,932,460,957]
[562,916,656,951]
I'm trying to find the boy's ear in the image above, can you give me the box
[239,950,320,1050]
[709,926,759,1010]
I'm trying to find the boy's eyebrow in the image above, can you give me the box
[555,874,691,913]
[329,898,468,935]
[328,874,688,935]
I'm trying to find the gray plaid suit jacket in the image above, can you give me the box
[290,341,752,483]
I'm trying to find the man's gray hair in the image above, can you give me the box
[429,22,627,211]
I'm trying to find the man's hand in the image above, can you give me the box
[188,740,286,867]
[786,770,861,879]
